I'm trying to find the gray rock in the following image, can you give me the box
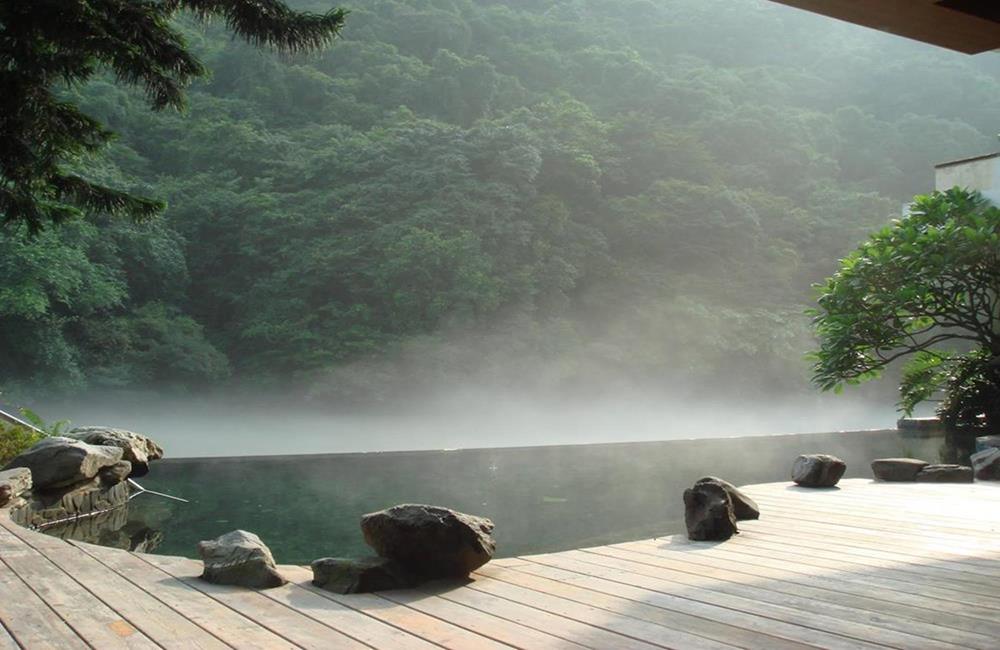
[0,468,32,507]
[694,476,759,520]
[791,454,847,487]
[198,530,286,589]
[99,461,133,486]
[684,481,738,541]
[11,478,130,528]
[975,435,1000,453]
[68,427,163,477]
[361,504,495,578]
[871,458,928,482]
[2,437,123,489]
[311,557,417,594]
[915,464,974,483]
[971,448,1000,481]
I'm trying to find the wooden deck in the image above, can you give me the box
[1,478,999,649]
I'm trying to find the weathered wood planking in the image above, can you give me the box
[0,527,155,649]
[0,554,89,649]
[0,621,19,650]
[2,478,999,649]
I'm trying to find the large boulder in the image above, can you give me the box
[198,530,286,589]
[311,557,417,594]
[791,454,847,488]
[971,448,1000,481]
[2,437,123,489]
[67,427,163,477]
[0,468,32,507]
[694,476,759,520]
[915,464,974,483]
[361,504,495,579]
[683,481,738,541]
[871,458,928,482]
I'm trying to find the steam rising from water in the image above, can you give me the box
[42,387,905,458]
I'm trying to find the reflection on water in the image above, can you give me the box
[35,500,164,553]
[37,428,959,564]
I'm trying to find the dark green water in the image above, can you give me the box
[44,429,958,564]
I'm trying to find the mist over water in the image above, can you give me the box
[42,387,901,458]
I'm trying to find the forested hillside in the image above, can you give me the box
[3,0,999,403]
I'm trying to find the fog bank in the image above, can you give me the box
[38,387,907,458]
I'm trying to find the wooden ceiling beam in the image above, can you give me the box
[769,0,1000,54]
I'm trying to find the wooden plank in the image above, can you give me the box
[278,565,514,650]
[745,479,1000,497]
[475,564,812,650]
[2,525,230,650]
[529,551,958,650]
[383,587,592,650]
[614,540,1000,611]
[0,559,89,650]
[561,548,997,650]
[697,531,1000,594]
[262,565,440,650]
[624,537,1000,607]
[420,574,665,650]
[139,554,371,650]
[0,620,19,650]
[755,498,1000,552]
[75,541,299,650]
[558,543,1000,641]
[748,478,1000,496]
[749,491,1000,536]
[462,570,734,650]
[738,520,1000,575]
[613,539,1000,626]
[0,529,157,649]
[736,513,1000,564]
[513,556,1000,649]
[747,496,1000,534]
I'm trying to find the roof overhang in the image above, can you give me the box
[769,1,1000,54]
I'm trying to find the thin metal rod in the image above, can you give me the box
[34,503,124,529]
[127,479,189,503]
[0,406,44,434]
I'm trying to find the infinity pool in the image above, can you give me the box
[40,428,956,564]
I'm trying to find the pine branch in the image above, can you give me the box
[176,0,348,54]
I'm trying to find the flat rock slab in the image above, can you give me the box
[198,530,286,589]
[792,454,846,487]
[2,437,123,489]
[694,476,759,520]
[68,427,163,477]
[915,464,974,483]
[684,481,738,541]
[871,458,929,482]
[361,504,496,578]
[971,448,1000,480]
[12,479,130,528]
[311,556,417,594]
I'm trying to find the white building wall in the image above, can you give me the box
[935,154,1000,204]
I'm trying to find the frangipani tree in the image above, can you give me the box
[811,188,1000,430]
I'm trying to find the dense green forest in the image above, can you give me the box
[3,0,999,403]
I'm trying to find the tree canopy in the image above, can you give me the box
[0,0,345,232]
[3,0,1000,404]
[811,189,1000,428]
